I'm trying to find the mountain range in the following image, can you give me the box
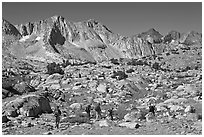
[2,15,202,63]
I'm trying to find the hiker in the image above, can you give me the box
[148,105,156,116]
[95,102,102,120]
[85,104,92,119]
[107,108,114,120]
[54,105,61,129]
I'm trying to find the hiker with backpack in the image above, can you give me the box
[54,105,61,129]
[94,102,102,120]
[107,108,114,120]
[85,104,92,119]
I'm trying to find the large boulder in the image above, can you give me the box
[97,119,110,127]
[45,73,62,85]
[4,94,52,117]
[13,82,36,95]
[184,105,196,113]
[29,76,41,88]
[70,103,83,110]
[2,88,12,99]
[169,105,184,112]
[124,110,147,122]
[2,115,10,123]
[46,62,64,75]
[6,108,18,117]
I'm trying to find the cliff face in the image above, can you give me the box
[3,15,202,63]
[108,28,167,59]
[2,19,22,38]
[13,16,121,62]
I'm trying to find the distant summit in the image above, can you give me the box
[2,15,202,63]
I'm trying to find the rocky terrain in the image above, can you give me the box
[2,16,202,135]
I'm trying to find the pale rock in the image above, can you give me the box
[30,78,41,88]
[61,78,71,85]
[45,79,60,85]
[97,83,107,93]
[169,105,184,112]
[72,85,82,90]
[163,98,188,104]
[175,114,184,119]
[176,85,185,91]
[119,122,140,129]
[93,98,104,103]
[70,103,83,110]
[184,105,196,113]
[45,73,62,84]
[50,84,61,89]
[97,119,110,127]
[156,104,167,112]
[171,95,179,99]
[123,111,144,122]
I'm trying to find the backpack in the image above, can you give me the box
[54,108,61,117]
[85,104,91,113]
[95,104,101,112]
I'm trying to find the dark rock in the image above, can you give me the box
[111,71,128,80]
[2,89,12,99]
[46,62,64,75]
[6,109,18,117]
[48,23,66,48]
[2,115,10,123]
[164,30,180,44]
[126,68,134,73]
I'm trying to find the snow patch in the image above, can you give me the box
[35,36,41,41]
[19,35,30,42]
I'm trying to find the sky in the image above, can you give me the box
[2,2,202,36]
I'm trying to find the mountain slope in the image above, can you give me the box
[2,15,202,63]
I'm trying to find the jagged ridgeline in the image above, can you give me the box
[2,15,202,63]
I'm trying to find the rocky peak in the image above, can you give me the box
[147,28,157,33]
[87,19,100,27]
[144,28,162,37]
[14,15,68,36]
[163,30,181,43]
[86,19,113,34]
[2,18,22,38]
[50,15,65,22]
[137,28,163,43]
[182,30,202,45]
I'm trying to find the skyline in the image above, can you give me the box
[2,2,202,36]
